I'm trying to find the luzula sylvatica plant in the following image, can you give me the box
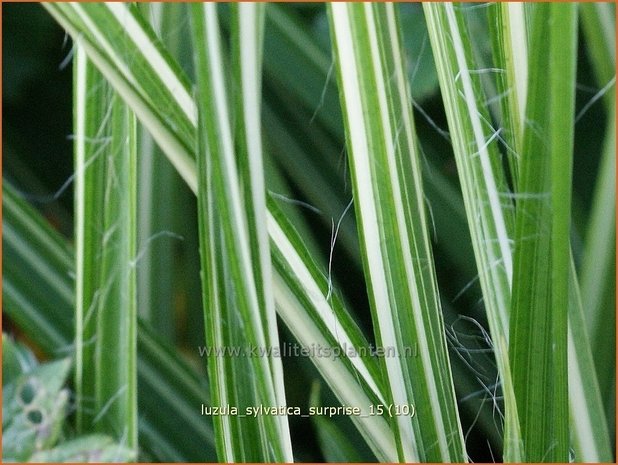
[3,2,614,462]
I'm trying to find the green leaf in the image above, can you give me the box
[567,258,612,462]
[487,2,528,179]
[268,198,395,461]
[486,2,613,460]
[423,3,522,460]
[509,4,577,461]
[73,46,106,435]
[136,2,190,342]
[580,4,616,443]
[328,4,466,461]
[73,47,138,450]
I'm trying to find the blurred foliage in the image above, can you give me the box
[2,334,135,462]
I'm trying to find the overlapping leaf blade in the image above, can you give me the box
[135,2,190,341]
[42,3,396,461]
[190,4,292,460]
[423,3,522,460]
[580,4,616,443]
[486,3,612,460]
[425,4,612,461]
[11,3,610,462]
[329,4,466,461]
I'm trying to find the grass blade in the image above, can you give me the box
[579,106,616,452]
[73,46,138,450]
[488,2,528,177]
[546,8,578,461]
[135,3,189,341]
[568,258,612,461]
[268,199,395,461]
[423,3,522,460]
[44,2,197,191]
[329,4,466,461]
[73,46,106,434]
[486,3,613,459]
[95,71,138,453]
[230,4,292,454]
[190,4,292,460]
[580,4,616,442]
[509,4,577,461]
